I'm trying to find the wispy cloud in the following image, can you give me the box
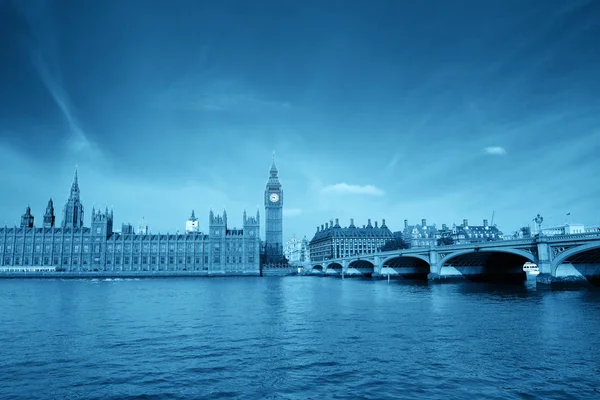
[384,154,401,174]
[156,76,292,112]
[30,53,92,154]
[283,208,302,217]
[483,146,507,155]
[321,183,385,196]
[196,93,292,112]
[18,0,104,163]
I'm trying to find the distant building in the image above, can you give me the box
[186,210,200,233]
[540,223,595,236]
[585,225,600,233]
[455,219,503,243]
[309,218,393,262]
[403,219,438,248]
[0,169,261,275]
[283,235,309,265]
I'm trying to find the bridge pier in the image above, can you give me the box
[427,249,442,282]
[535,239,555,286]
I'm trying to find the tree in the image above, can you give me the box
[437,236,455,246]
[381,238,409,251]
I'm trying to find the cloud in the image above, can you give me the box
[283,208,302,217]
[483,146,507,155]
[384,154,401,174]
[155,76,292,112]
[321,183,385,196]
[195,93,292,112]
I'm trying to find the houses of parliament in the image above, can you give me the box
[0,158,285,275]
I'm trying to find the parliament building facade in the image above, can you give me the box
[0,160,283,276]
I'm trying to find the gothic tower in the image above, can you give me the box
[264,153,283,263]
[20,206,34,228]
[62,169,84,228]
[43,198,55,228]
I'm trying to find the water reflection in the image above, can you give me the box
[1,277,599,399]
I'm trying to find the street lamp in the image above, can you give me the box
[534,214,544,236]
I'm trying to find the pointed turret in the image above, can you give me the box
[270,151,278,177]
[186,209,200,233]
[62,168,84,228]
[43,198,55,228]
[70,169,80,200]
[21,206,34,228]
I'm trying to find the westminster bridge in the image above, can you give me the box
[304,232,600,286]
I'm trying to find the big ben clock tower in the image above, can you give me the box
[264,152,283,263]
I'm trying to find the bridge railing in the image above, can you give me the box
[543,232,600,242]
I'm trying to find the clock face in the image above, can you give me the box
[269,193,279,203]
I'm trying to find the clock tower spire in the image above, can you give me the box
[264,151,283,263]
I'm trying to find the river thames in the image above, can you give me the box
[1,277,599,399]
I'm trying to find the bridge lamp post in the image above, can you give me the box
[534,214,544,236]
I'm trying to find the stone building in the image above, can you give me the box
[402,219,438,248]
[309,218,393,261]
[436,219,503,244]
[0,170,261,275]
[283,235,309,265]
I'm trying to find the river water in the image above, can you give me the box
[0,277,599,399]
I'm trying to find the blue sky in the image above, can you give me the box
[1,0,599,240]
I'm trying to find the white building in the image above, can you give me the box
[536,223,600,236]
[284,235,310,265]
[541,223,586,236]
[185,210,200,233]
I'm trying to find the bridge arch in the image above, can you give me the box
[552,242,600,276]
[381,255,431,280]
[347,259,375,277]
[440,248,538,266]
[311,264,324,273]
[324,262,344,275]
[439,248,535,283]
[381,254,430,265]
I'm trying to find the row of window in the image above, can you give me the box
[2,254,257,266]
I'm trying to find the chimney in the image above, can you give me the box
[375,221,379,228]
[483,219,488,227]
[422,219,426,227]
[325,222,329,229]
[350,218,354,227]
[463,219,468,227]
[335,218,339,227]
[404,219,408,228]
[317,226,320,232]
[382,219,386,226]
[321,224,324,231]
[442,223,447,230]
[330,219,334,228]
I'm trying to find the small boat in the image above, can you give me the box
[523,262,539,275]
